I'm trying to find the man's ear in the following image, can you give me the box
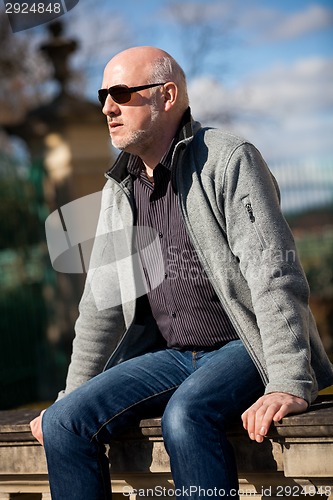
[163,82,178,111]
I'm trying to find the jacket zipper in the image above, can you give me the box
[244,201,267,250]
[245,202,255,222]
[102,173,137,371]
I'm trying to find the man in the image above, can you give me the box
[31,46,333,499]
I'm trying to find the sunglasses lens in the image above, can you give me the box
[98,86,132,106]
[98,89,108,107]
[110,87,131,104]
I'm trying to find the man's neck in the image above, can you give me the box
[144,164,156,181]
[140,133,175,175]
[137,108,191,177]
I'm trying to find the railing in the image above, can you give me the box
[270,157,333,214]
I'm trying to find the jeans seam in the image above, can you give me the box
[97,451,111,500]
[90,384,180,442]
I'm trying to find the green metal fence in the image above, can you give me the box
[0,152,56,409]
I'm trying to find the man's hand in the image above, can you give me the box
[241,392,308,443]
[30,409,46,445]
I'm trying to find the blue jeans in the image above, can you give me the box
[42,339,264,499]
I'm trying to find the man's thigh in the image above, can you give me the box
[45,348,192,442]
[165,340,264,423]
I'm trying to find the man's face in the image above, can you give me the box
[101,58,164,156]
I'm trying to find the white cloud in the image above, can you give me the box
[238,3,333,43]
[189,57,333,162]
[239,57,333,116]
[269,4,333,41]
[161,1,234,25]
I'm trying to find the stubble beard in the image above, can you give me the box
[111,128,151,153]
[110,103,160,155]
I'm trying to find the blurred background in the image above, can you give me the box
[0,0,332,409]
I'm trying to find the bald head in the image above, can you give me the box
[106,46,169,71]
[103,46,189,113]
[101,47,190,168]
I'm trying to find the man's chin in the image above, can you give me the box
[110,137,127,151]
[110,129,148,156]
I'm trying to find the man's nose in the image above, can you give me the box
[102,95,120,116]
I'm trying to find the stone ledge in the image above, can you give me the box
[272,397,333,437]
[0,396,332,499]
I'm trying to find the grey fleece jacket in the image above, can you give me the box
[60,119,333,404]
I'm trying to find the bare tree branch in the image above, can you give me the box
[162,1,236,80]
[0,12,53,125]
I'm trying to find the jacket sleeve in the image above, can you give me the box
[223,142,317,402]
[58,280,126,399]
[57,188,128,399]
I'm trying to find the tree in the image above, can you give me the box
[0,12,52,126]
[161,1,236,80]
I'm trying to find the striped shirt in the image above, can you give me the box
[128,114,238,349]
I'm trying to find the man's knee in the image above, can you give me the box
[161,395,199,449]
[42,397,81,447]
[43,401,65,438]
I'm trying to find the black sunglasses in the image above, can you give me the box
[98,82,166,106]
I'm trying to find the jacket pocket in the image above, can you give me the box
[241,196,267,250]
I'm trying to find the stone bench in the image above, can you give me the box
[0,396,332,499]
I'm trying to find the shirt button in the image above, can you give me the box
[159,232,163,238]
[164,273,168,279]
[171,312,176,318]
